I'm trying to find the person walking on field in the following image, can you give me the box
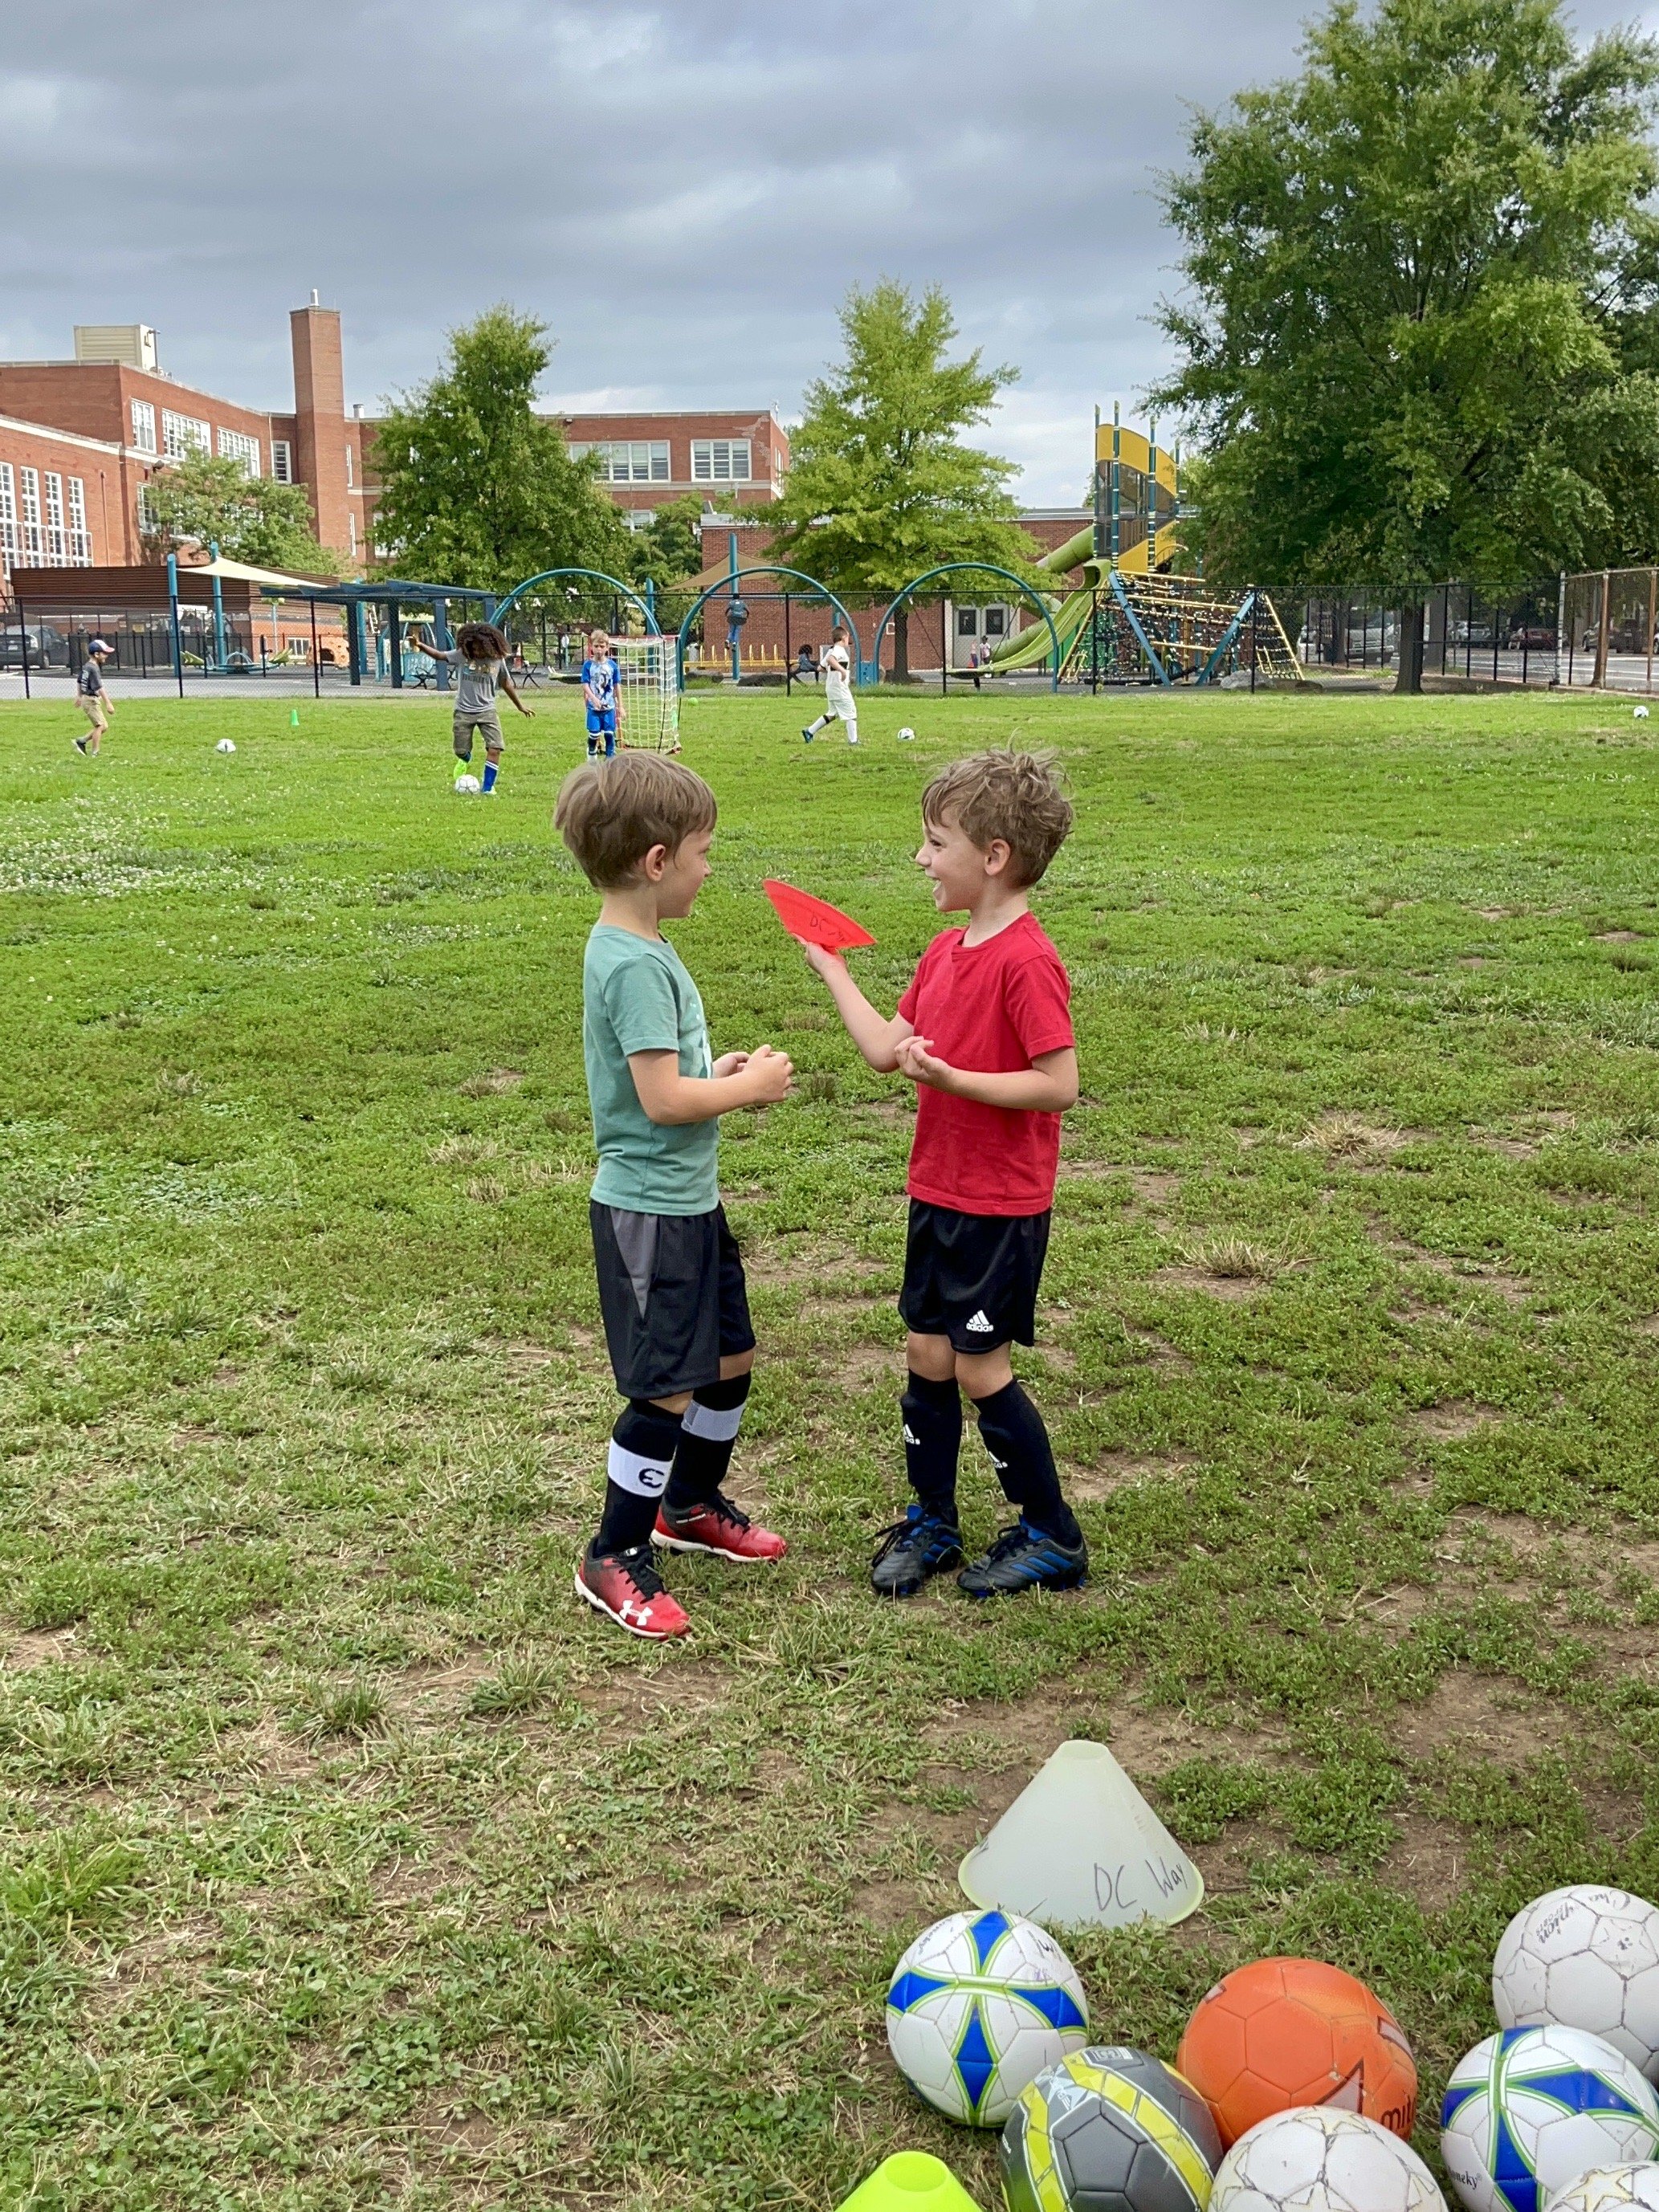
[73,638,115,756]
[802,623,858,746]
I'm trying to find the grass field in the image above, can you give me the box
[3,683,1659,2210]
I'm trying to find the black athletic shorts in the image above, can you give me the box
[899,1199,1051,1354]
[590,1200,755,1400]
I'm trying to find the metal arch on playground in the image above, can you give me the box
[675,565,865,687]
[873,564,1062,693]
[491,567,657,636]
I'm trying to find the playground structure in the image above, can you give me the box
[979,409,1304,688]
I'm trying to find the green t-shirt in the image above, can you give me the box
[583,923,719,1216]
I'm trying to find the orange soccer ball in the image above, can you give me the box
[1174,1956,1417,2148]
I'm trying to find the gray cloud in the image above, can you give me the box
[2,0,1653,502]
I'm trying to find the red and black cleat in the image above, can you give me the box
[653,1493,787,1563]
[574,1542,691,1640]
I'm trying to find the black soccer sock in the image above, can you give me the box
[970,1379,1082,1547]
[595,1399,682,1554]
[902,1371,962,1524]
[666,1371,750,1509]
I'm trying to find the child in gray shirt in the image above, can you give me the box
[407,621,532,794]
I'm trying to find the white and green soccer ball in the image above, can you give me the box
[1212,2107,1446,2211]
[1545,2167,1659,2211]
[1441,2026,1659,2212]
[454,774,481,795]
[215,738,236,752]
[1495,1888,1659,2080]
[897,725,916,741]
[886,1909,1088,2128]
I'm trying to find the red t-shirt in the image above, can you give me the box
[897,910,1074,1216]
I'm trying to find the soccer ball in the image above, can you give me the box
[1634,706,1650,720]
[215,738,236,753]
[454,774,481,795]
[1545,2168,1659,2211]
[1176,1958,1418,2148]
[1441,2026,1659,2212]
[1495,1887,1659,2077]
[897,725,916,741]
[1001,2044,1223,2211]
[886,1909,1088,2127]
[1212,2108,1445,2211]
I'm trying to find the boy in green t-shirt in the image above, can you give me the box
[554,753,795,1639]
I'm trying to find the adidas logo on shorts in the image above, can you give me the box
[903,1424,920,1446]
[964,1310,993,1334]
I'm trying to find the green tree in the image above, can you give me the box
[625,494,705,592]
[1155,0,1659,689]
[767,282,1038,678]
[369,307,633,592]
[141,452,343,576]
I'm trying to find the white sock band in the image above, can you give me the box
[681,1398,744,1442]
[607,1438,673,1497]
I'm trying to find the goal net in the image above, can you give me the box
[615,636,680,752]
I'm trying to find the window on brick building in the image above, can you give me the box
[162,410,210,460]
[18,466,43,560]
[344,444,353,489]
[349,514,357,559]
[218,427,261,477]
[67,478,92,565]
[43,474,67,563]
[692,439,751,484]
[580,440,669,483]
[130,399,157,454]
[137,483,157,536]
[271,440,294,483]
[0,463,17,575]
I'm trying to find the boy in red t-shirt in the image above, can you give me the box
[804,748,1087,1599]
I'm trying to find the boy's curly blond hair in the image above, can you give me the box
[921,746,1073,887]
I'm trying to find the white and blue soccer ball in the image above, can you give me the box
[1634,706,1649,721]
[886,1909,1088,2128]
[1213,2107,1446,2211]
[1495,1888,1659,2080]
[215,738,236,753]
[897,725,916,742]
[454,773,481,795]
[1546,2168,1659,2211]
[1441,2025,1659,2212]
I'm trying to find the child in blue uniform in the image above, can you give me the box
[583,630,624,760]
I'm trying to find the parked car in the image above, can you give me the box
[0,624,67,667]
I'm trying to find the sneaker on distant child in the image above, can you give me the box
[870,1505,964,1598]
[957,1519,1088,1600]
[801,727,816,743]
[654,1493,786,1562]
[73,736,89,755]
[574,1542,691,1639]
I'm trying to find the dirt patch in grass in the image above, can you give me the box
[1382,1813,1467,1911]
[744,1235,862,1287]
[1474,1134,1539,1160]
[1069,1452,1192,1503]
[1394,1671,1567,1764]
[1154,1265,1266,1302]
[2,1628,75,1671]
[834,1343,903,1391]
[1373,1232,1531,1306]
[1596,930,1645,943]
[1408,1400,1504,1440]
[459,1068,524,1096]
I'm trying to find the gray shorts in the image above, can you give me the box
[453,711,503,754]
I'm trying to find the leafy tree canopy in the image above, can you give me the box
[141,453,344,577]
[1155,0,1659,600]
[625,494,704,592]
[369,307,633,593]
[767,282,1039,669]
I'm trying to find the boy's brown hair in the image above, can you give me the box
[921,746,1073,887]
[555,754,717,889]
[457,621,509,659]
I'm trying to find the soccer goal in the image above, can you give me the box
[614,636,680,752]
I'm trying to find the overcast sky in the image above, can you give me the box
[2,0,1654,505]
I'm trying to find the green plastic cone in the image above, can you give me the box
[835,2151,982,2212]
[289,708,300,727]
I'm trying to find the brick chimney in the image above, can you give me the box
[290,294,352,558]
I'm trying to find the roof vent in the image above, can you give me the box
[74,324,158,371]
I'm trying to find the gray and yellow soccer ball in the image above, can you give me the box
[1545,2169,1659,2212]
[1001,2044,1225,2212]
